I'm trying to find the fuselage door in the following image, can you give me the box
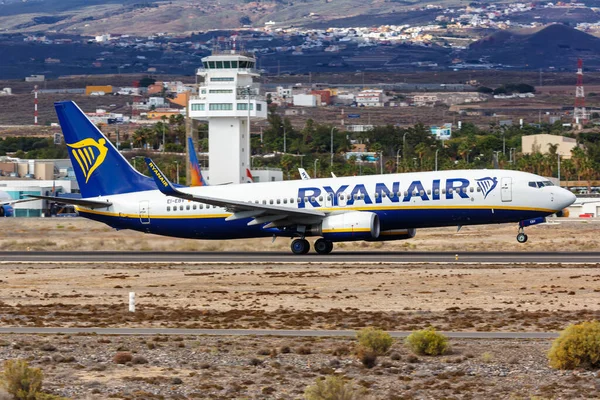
[501,177,512,202]
[139,200,150,224]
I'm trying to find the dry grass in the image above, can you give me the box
[0,218,597,252]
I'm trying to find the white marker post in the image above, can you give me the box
[129,292,135,312]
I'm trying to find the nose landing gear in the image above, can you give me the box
[516,228,528,243]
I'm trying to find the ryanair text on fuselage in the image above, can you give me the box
[297,177,498,208]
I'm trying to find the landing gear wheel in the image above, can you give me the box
[0,207,4,217]
[516,233,528,243]
[314,238,334,255]
[291,238,310,255]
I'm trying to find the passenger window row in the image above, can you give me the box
[166,204,219,212]
[164,186,484,212]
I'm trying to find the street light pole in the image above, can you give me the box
[558,153,561,187]
[281,124,286,154]
[175,161,179,184]
[396,148,401,173]
[314,159,319,178]
[493,151,501,168]
[435,149,439,171]
[330,126,335,171]
[380,152,383,174]
[403,132,408,159]
[162,123,165,152]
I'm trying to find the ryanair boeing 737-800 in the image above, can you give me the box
[31,101,576,254]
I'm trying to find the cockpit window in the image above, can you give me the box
[529,181,554,188]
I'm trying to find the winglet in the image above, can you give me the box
[145,158,179,196]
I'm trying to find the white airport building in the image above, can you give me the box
[188,50,281,184]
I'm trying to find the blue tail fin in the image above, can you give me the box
[188,137,208,187]
[55,101,156,198]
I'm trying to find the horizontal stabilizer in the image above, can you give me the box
[27,195,112,209]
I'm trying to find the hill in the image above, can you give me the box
[0,0,481,35]
[467,24,600,69]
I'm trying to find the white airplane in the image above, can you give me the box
[30,101,576,254]
[0,191,16,217]
[0,190,39,217]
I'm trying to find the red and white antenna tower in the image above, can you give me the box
[573,58,588,124]
[34,85,38,125]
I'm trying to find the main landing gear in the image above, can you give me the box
[516,227,528,243]
[290,238,334,255]
[291,238,310,255]
[314,238,334,255]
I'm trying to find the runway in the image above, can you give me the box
[0,327,558,339]
[0,251,599,264]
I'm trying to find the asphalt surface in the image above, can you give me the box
[0,251,599,263]
[0,327,558,339]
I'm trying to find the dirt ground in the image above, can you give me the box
[0,217,598,252]
[0,335,598,400]
[0,217,599,399]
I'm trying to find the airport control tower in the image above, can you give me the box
[188,49,267,185]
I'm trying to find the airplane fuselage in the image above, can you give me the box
[76,169,567,241]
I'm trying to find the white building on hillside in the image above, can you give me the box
[356,89,384,107]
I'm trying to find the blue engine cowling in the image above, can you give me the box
[0,205,13,217]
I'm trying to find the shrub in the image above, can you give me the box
[0,359,43,400]
[356,346,377,369]
[131,356,148,365]
[304,375,363,400]
[548,321,600,370]
[39,344,56,352]
[113,352,133,364]
[296,346,312,355]
[280,346,291,354]
[405,327,449,356]
[249,358,262,366]
[356,327,393,356]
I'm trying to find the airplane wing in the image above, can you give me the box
[145,158,326,227]
[1,198,38,206]
[26,195,113,209]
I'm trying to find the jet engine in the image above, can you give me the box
[318,211,380,241]
[369,228,416,241]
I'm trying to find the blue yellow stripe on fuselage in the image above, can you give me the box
[77,205,554,241]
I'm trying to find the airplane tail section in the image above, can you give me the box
[55,101,156,198]
[188,137,208,187]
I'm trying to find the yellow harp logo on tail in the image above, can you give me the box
[67,138,108,183]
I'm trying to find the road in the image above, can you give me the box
[0,327,559,339]
[0,251,599,264]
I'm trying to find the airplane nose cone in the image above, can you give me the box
[558,188,576,209]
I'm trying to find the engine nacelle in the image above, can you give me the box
[320,211,380,241]
[0,205,13,217]
[369,228,416,241]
